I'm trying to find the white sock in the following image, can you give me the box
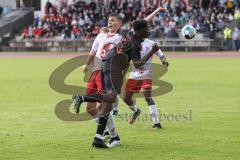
[106,114,118,138]
[112,96,119,111]
[129,103,138,112]
[148,105,159,124]
[95,134,104,140]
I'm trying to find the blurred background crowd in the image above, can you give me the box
[18,0,240,50]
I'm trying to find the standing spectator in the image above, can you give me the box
[109,0,118,11]
[235,8,240,27]
[0,6,3,16]
[22,27,29,39]
[89,0,97,11]
[232,27,240,51]
[166,27,179,38]
[33,26,43,39]
[216,18,225,31]
[28,26,34,39]
[45,1,57,15]
[225,0,234,15]
[224,26,233,50]
[234,8,240,20]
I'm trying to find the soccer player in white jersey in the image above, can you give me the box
[123,38,169,129]
[81,13,124,148]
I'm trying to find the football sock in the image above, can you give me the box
[112,96,119,111]
[129,103,138,112]
[82,94,103,102]
[106,114,118,138]
[96,116,108,137]
[94,118,109,134]
[148,105,159,124]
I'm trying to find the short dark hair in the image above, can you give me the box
[133,20,148,31]
[108,13,123,22]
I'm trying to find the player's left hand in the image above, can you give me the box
[162,61,169,68]
[157,7,168,13]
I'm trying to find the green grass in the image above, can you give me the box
[0,56,240,160]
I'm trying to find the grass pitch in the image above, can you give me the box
[0,54,240,160]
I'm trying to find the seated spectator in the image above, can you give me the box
[33,26,43,39]
[22,27,29,39]
[166,27,179,38]
[92,25,100,37]
[62,26,71,39]
[71,25,81,39]
[85,32,92,40]
[20,0,240,41]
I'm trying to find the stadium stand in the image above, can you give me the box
[0,8,34,38]
[1,0,240,51]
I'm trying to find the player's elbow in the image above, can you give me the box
[134,63,143,69]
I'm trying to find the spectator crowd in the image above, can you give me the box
[21,0,240,50]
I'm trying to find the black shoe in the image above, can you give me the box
[72,95,83,114]
[129,108,141,124]
[92,137,108,148]
[108,135,121,148]
[153,123,162,129]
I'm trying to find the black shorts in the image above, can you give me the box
[102,53,129,94]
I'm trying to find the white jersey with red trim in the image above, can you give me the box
[128,38,164,80]
[90,33,123,72]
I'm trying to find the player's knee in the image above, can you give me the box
[86,102,98,117]
[105,93,117,103]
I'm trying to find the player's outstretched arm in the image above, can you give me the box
[132,43,159,69]
[144,7,167,22]
[82,50,96,73]
[155,48,169,67]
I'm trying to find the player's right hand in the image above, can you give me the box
[82,65,88,73]
[162,61,169,68]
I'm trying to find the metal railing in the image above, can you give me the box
[154,38,213,51]
[4,37,214,52]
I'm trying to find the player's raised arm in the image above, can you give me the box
[144,7,167,22]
